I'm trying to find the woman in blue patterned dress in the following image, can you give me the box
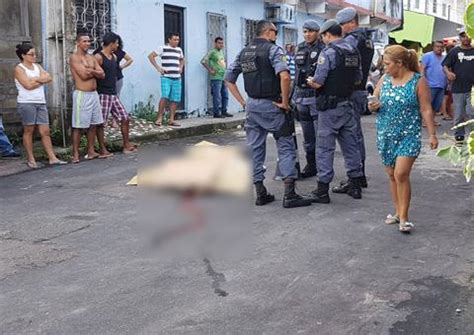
[368,45,438,233]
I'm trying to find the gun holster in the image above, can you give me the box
[274,109,295,139]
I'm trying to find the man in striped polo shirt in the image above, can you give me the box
[148,33,184,127]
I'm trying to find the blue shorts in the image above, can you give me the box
[161,77,182,102]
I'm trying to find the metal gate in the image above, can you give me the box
[72,0,111,50]
[206,13,227,112]
[242,18,259,47]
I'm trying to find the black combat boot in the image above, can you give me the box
[282,178,312,208]
[332,179,350,193]
[305,182,331,204]
[347,178,362,199]
[300,153,317,178]
[333,176,367,193]
[254,181,275,206]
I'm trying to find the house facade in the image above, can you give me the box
[1,0,406,131]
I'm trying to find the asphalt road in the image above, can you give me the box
[1,116,473,334]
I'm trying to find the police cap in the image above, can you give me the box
[319,19,340,34]
[303,20,320,31]
[335,7,357,25]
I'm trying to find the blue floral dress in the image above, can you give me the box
[376,73,422,167]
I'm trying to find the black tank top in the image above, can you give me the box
[97,52,117,95]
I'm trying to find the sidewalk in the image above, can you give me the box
[0,113,246,177]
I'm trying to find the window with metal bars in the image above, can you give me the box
[282,27,297,47]
[73,0,111,50]
[243,19,259,47]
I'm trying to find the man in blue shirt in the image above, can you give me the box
[421,40,446,124]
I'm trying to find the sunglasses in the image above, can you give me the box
[269,28,278,35]
[25,52,36,56]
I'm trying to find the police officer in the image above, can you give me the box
[332,7,375,194]
[224,20,311,208]
[294,20,324,178]
[305,19,364,203]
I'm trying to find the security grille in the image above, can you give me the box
[283,26,297,47]
[73,0,111,50]
[206,13,227,111]
[207,13,227,50]
[243,18,259,47]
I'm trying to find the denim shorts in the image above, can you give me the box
[17,103,49,125]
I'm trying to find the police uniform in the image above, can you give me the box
[335,7,375,189]
[306,19,364,203]
[225,37,311,208]
[294,20,324,178]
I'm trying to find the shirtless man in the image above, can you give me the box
[69,33,107,163]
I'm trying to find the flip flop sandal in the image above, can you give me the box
[385,214,400,225]
[26,161,38,169]
[71,159,80,164]
[154,121,162,127]
[399,221,414,233]
[123,147,137,154]
[98,152,114,159]
[85,154,100,160]
[168,122,181,127]
[49,160,68,166]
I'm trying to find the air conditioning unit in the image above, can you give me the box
[265,3,296,24]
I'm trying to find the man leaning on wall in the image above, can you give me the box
[201,37,232,118]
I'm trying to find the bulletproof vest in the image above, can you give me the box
[294,41,323,89]
[318,44,359,98]
[348,29,374,90]
[239,38,281,100]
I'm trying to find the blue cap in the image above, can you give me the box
[335,7,357,25]
[303,20,320,31]
[319,19,340,34]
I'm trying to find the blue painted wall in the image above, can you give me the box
[115,1,324,115]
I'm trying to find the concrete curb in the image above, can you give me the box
[124,117,245,144]
[0,117,246,177]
